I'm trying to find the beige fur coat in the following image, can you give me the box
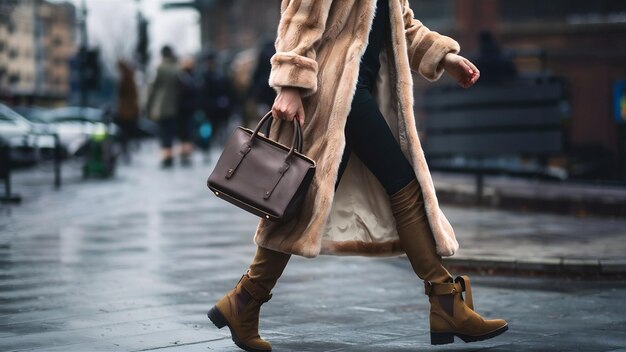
[254,0,460,258]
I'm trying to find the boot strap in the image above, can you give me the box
[455,275,473,310]
[240,274,273,303]
[424,281,463,296]
[424,276,474,311]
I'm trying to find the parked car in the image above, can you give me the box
[29,106,116,157]
[0,103,40,167]
[10,106,58,158]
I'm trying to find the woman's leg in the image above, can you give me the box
[338,86,415,195]
[208,246,290,351]
[248,246,291,292]
[340,87,451,283]
[340,88,507,345]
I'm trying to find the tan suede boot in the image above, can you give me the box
[426,276,508,344]
[208,247,290,352]
[390,179,454,284]
[390,179,508,345]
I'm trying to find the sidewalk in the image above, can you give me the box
[432,171,626,218]
[1,143,625,351]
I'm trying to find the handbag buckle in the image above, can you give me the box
[239,143,251,155]
[278,162,290,174]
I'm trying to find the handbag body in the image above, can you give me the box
[207,112,316,222]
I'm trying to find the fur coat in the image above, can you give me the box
[254,0,461,258]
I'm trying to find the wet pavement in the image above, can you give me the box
[432,171,626,218]
[1,142,626,351]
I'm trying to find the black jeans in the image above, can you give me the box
[336,84,416,195]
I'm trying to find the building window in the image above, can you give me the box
[9,48,18,59]
[7,20,15,34]
[9,73,20,84]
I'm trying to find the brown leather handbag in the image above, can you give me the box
[207,112,316,222]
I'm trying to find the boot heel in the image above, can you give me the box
[207,306,228,329]
[431,331,455,345]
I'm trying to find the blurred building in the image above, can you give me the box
[411,0,626,180]
[39,1,76,100]
[0,1,37,99]
[0,0,76,106]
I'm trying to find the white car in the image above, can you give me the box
[0,103,41,166]
[30,107,114,157]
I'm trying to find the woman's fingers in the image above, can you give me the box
[271,106,289,121]
[272,87,304,123]
[272,104,296,121]
[296,105,305,126]
[465,59,480,85]
[458,58,480,88]
[443,54,480,88]
[272,101,295,121]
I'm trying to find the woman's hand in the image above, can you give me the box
[272,87,305,126]
[442,53,480,89]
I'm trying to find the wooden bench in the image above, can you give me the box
[422,74,569,202]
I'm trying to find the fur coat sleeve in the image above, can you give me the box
[402,0,460,81]
[269,0,333,97]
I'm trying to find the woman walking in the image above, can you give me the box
[208,0,508,350]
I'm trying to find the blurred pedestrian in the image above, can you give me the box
[115,59,139,163]
[247,40,276,126]
[145,45,180,168]
[206,1,507,351]
[177,57,202,166]
[201,52,235,146]
[471,31,517,84]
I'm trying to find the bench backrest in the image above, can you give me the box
[423,76,568,157]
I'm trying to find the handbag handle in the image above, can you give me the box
[225,111,304,180]
[250,111,303,156]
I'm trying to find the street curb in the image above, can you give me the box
[435,188,626,218]
[439,256,626,278]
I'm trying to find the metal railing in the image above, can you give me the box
[1,132,63,204]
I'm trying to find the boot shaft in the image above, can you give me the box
[389,179,453,284]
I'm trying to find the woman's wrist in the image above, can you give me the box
[441,53,456,70]
[280,86,302,95]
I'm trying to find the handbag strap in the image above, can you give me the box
[224,142,252,179]
[263,161,290,200]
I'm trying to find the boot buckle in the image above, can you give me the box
[424,281,433,296]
